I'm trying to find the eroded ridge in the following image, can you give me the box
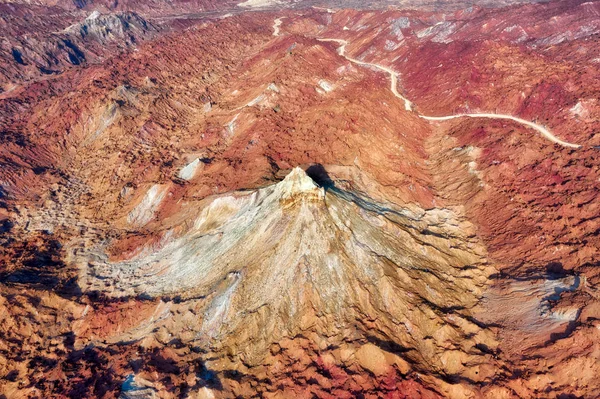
[76,168,497,387]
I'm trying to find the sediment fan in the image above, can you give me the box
[76,167,497,381]
[68,166,581,397]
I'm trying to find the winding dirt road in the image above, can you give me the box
[315,38,581,149]
[420,114,581,148]
[318,39,414,111]
[272,17,284,37]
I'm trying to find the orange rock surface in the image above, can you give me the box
[1,0,599,398]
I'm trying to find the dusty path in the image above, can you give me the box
[316,38,581,149]
[319,39,413,111]
[272,17,284,37]
[420,114,580,148]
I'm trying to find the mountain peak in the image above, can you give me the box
[276,166,324,201]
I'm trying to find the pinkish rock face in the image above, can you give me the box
[1,1,599,398]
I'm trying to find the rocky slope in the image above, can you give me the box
[0,6,160,91]
[1,1,599,398]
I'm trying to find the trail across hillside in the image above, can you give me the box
[318,39,414,111]
[272,17,284,37]
[314,38,581,149]
[420,114,580,147]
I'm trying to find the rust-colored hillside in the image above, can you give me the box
[1,0,599,398]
